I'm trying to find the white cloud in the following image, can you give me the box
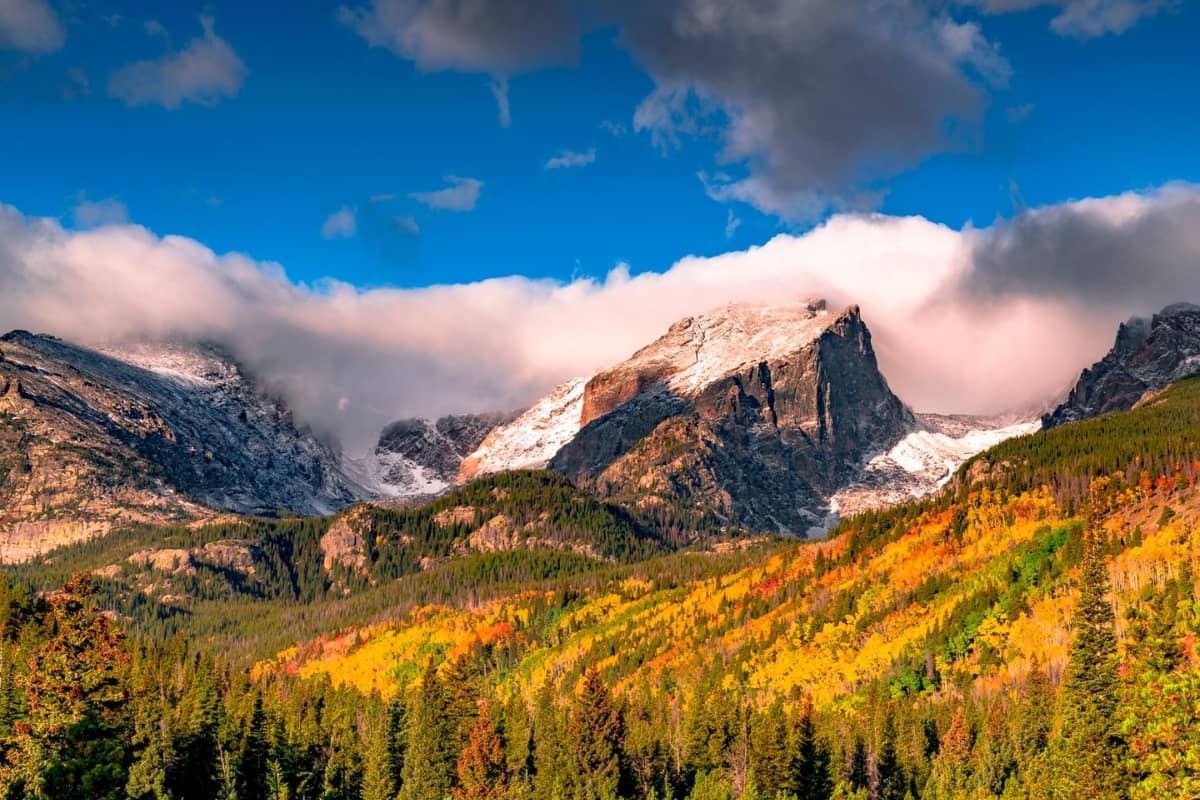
[108,16,245,109]
[409,176,483,212]
[600,119,627,138]
[724,209,741,239]
[0,0,64,53]
[489,76,511,127]
[964,0,1174,37]
[6,187,1200,455]
[395,215,420,235]
[322,206,357,239]
[544,148,596,170]
[72,195,128,228]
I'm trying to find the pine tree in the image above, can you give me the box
[794,699,832,800]
[361,707,396,800]
[569,667,625,800]
[238,695,271,800]
[1050,508,1127,800]
[398,660,453,800]
[925,705,971,800]
[748,700,793,796]
[454,702,509,800]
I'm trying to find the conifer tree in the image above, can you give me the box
[1050,503,1127,800]
[398,660,453,800]
[794,699,832,800]
[569,667,625,800]
[454,702,509,800]
[748,700,793,796]
[361,708,396,800]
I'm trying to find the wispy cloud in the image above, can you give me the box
[409,176,483,212]
[489,76,511,127]
[72,194,128,228]
[724,209,742,239]
[108,16,245,109]
[964,0,1173,38]
[321,206,357,239]
[544,148,596,170]
[600,120,627,138]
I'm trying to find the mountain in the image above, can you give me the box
[1044,302,1200,427]
[0,332,361,560]
[401,300,1038,535]
[465,300,1035,536]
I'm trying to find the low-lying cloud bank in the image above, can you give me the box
[2,184,1198,452]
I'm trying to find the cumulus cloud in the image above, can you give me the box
[72,195,128,228]
[623,1,1009,221]
[4,186,1200,453]
[338,1,1015,213]
[962,183,1200,311]
[0,0,64,53]
[108,15,245,109]
[322,206,358,239]
[410,175,482,211]
[964,0,1174,37]
[544,148,596,170]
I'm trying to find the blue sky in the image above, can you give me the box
[1,0,1198,291]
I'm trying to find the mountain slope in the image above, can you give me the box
[1045,302,1200,427]
[258,373,1200,718]
[0,332,361,560]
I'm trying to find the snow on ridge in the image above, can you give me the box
[669,302,836,394]
[96,341,233,387]
[829,418,1041,520]
[458,377,587,479]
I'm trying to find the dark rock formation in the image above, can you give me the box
[1045,303,1200,427]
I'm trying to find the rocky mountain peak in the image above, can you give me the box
[1045,302,1200,428]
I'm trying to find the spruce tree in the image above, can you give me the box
[454,702,509,800]
[398,660,453,800]
[1051,517,1127,800]
[569,667,625,800]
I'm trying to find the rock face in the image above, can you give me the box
[547,302,916,535]
[349,411,517,497]
[0,332,362,561]
[1045,303,1200,428]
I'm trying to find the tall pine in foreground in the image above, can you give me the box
[1051,492,1127,800]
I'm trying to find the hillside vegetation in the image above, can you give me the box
[3,380,1200,799]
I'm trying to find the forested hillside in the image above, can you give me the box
[4,381,1200,799]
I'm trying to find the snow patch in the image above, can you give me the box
[459,377,587,478]
[829,418,1041,520]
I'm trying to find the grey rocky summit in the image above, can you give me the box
[1044,302,1200,427]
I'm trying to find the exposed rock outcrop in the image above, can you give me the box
[548,302,914,535]
[1045,303,1200,427]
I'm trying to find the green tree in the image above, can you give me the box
[398,660,453,800]
[0,575,132,800]
[1050,510,1127,800]
[569,667,625,800]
